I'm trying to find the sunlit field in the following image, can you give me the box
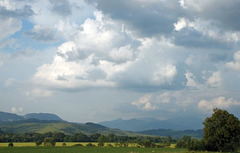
[0,143,225,153]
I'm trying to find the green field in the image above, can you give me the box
[0,147,203,153]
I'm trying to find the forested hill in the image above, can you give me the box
[0,119,140,136]
[137,129,203,139]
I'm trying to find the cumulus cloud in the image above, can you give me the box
[32,11,184,91]
[206,71,222,88]
[132,94,157,111]
[11,107,23,113]
[226,51,240,70]
[198,97,240,113]
[49,0,72,17]
[24,25,59,42]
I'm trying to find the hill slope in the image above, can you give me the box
[0,119,140,136]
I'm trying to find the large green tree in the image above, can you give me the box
[203,108,240,152]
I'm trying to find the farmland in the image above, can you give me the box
[0,146,220,153]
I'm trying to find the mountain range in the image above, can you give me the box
[0,111,203,138]
[99,117,204,131]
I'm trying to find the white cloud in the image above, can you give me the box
[206,71,222,88]
[24,88,52,99]
[4,78,17,87]
[11,107,23,113]
[226,51,240,70]
[198,96,240,113]
[174,18,187,31]
[132,94,158,111]
[0,18,22,41]
[156,92,171,103]
[185,72,199,88]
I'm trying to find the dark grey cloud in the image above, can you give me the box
[173,29,231,49]
[86,0,182,37]
[0,5,34,18]
[186,0,240,31]
[49,0,72,17]
[24,26,58,43]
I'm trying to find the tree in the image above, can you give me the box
[203,108,240,152]
[35,140,42,146]
[43,137,56,147]
[98,135,106,147]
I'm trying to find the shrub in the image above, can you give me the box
[86,143,96,147]
[73,144,83,147]
[8,142,14,147]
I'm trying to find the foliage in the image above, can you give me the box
[8,142,13,147]
[43,137,56,147]
[203,108,240,152]
[72,144,83,147]
[35,140,42,146]
[176,136,204,151]
[98,135,106,146]
[0,147,189,153]
[86,143,96,147]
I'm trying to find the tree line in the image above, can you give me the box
[0,129,175,147]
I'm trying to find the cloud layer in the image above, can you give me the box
[1,0,240,122]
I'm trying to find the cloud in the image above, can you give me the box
[11,107,24,113]
[198,96,240,113]
[206,71,222,88]
[24,25,59,42]
[4,78,17,87]
[86,0,180,36]
[23,88,52,99]
[132,94,158,111]
[0,18,22,41]
[226,51,240,70]
[0,4,34,18]
[183,0,240,31]
[49,0,72,17]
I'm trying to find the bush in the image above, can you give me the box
[86,143,96,147]
[43,137,56,147]
[36,140,42,146]
[73,144,83,147]
[8,142,14,147]
[107,144,114,147]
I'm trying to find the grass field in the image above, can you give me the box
[0,142,175,147]
[0,147,198,153]
[0,143,224,153]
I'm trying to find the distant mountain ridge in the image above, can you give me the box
[0,111,63,122]
[137,129,203,139]
[24,113,63,121]
[0,111,23,122]
[99,117,204,131]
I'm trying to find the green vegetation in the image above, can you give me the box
[0,146,194,153]
[203,108,240,152]
[0,119,141,136]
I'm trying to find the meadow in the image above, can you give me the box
[0,146,209,153]
[0,143,223,153]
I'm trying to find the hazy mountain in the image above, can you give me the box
[138,129,203,139]
[100,117,204,131]
[0,111,24,122]
[24,113,63,121]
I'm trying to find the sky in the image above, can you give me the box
[0,0,240,123]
